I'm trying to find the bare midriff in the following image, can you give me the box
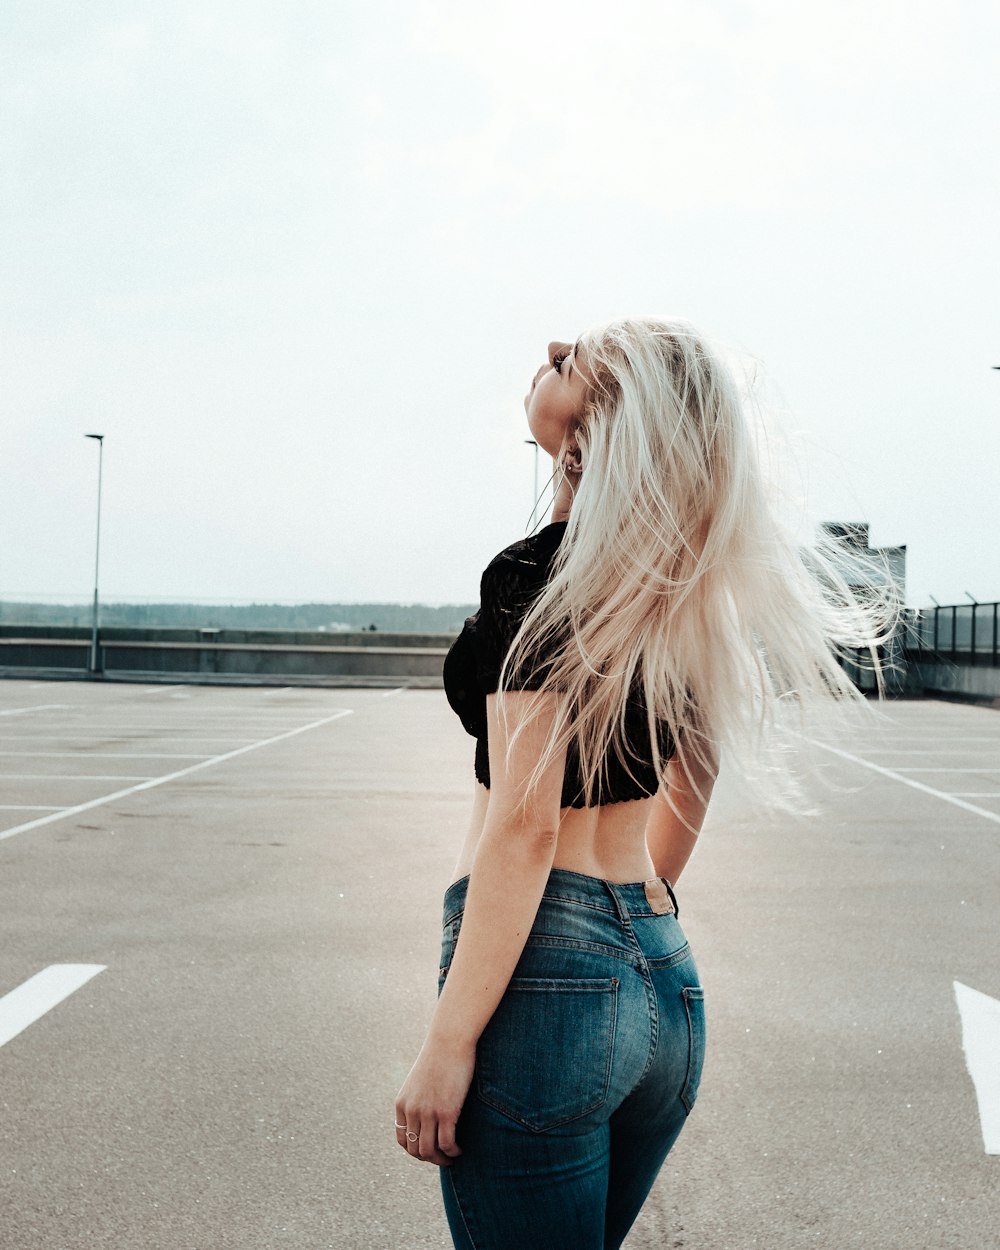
[450,781,658,886]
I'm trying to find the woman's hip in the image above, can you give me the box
[438,867,705,1134]
[440,866,697,976]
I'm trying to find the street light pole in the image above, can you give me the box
[85,434,104,674]
[525,439,539,522]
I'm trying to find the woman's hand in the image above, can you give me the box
[394,1032,475,1167]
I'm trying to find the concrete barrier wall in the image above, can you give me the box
[0,638,91,670]
[4,628,999,702]
[0,625,451,649]
[910,660,1000,703]
[0,627,452,686]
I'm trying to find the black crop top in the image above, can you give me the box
[443,521,675,807]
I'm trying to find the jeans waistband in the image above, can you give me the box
[442,866,678,927]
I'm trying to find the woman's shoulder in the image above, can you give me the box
[475,521,567,632]
[482,521,568,584]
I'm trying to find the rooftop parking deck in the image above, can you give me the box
[1,679,998,1248]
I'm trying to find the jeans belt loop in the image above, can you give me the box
[604,879,633,926]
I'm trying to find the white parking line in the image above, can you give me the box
[893,768,1000,774]
[0,736,260,744]
[53,719,330,729]
[0,709,354,841]
[954,981,1000,1154]
[871,735,1000,742]
[0,773,157,781]
[0,965,106,1049]
[804,739,1000,826]
[0,705,70,717]
[865,748,1000,755]
[0,805,67,811]
[0,751,214,759]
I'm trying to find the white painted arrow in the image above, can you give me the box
[0,965,106,1049]
[954,980,1000,1154]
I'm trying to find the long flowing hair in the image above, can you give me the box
[498,316,898,811]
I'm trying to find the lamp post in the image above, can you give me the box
[85,434,104,674]
[525,439,539,522]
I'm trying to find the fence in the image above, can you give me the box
[904,602,1000,666]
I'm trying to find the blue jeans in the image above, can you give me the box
[437,868,705,1250]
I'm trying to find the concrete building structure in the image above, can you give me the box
[819,521,907,602]
[816,522,907,694]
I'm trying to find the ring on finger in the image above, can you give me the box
[406,1130,419,1142]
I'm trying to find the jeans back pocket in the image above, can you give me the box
[476,977,619,1133]
[680,985,706,1113]
[439,917,461,981]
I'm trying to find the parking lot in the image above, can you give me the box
[1,678,998,1249]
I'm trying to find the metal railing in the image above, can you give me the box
[904,601,1000,667]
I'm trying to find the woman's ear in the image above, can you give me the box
[562,425,584,474]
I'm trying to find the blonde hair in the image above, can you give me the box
[499,316,898,810]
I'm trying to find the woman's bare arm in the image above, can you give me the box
[645,731,718,884]
[395,690,566,1166]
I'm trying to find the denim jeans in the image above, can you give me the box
[437,867,705,1250]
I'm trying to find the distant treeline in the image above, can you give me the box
[0,600,477,634]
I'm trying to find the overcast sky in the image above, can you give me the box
[3,0,998,608]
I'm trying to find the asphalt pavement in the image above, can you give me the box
[1,679,998,1249]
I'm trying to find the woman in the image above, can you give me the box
[395,317,890,1250]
